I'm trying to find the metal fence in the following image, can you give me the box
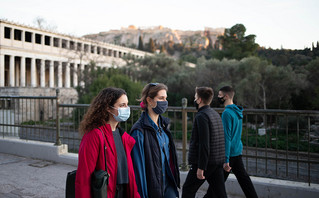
[1,92,319,185]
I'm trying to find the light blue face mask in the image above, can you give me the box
[111,106,130,122]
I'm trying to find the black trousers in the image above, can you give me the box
[182,164,227,198]
[205,155,258,198]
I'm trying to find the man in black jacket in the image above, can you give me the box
[182,87,227,198]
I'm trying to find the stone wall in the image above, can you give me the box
[0,87,78,123]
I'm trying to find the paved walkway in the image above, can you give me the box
[0,152,75,198]
[0,152,236,198]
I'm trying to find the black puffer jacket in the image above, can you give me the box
[188,105,225,169]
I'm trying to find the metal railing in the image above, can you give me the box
[1,90,319,185]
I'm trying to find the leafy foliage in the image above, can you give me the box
[121,54,310,109]
[217,24,259,60]
[291,57,319,110]
[138,35,144,51]
[147,38,156,53]
[77,62,143,105]
[257,45,318,67]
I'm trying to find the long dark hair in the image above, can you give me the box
[79,87,127,136]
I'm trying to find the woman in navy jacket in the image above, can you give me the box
[130,83,180,198]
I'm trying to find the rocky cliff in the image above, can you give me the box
[83,25,225,49]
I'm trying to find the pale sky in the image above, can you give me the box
[1,0,318,49]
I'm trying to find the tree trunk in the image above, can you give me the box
[259,83,267,129]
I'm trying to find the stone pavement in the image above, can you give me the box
[0,152,75,198]
[0,152,239,198]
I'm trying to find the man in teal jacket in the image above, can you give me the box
[205,86,258,198]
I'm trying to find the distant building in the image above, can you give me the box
[0,19,151,90]
[0,19,153,126]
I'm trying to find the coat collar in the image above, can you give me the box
[140,111,170,131]
[198,105,210,112]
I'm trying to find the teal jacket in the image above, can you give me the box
[222,104,243,163]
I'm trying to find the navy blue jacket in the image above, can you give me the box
[130,111,180,198]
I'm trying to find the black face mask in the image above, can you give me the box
[152,101,168,115]
[218,96,225,105]
[194,100,199,110]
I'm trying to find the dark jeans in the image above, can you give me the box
[182,164,227,198]
[205,155,258,198]
[164,182,178,198]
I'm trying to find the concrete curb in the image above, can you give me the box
[0,137,77,166]
[1,138,319,198]
[180,172,319,198]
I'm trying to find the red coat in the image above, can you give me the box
[75,124,140,198]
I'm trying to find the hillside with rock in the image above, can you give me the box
[83,25,225,49]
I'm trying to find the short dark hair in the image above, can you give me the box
[219,86,235,99]
[195,87,214,105]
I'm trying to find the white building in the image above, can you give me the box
[0,19,151,89]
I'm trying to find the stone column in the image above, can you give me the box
[33,33,36,44]
[31,58,36,87]
[79,64,85,87]
[9,55,15,87]
[20,56,26,87]
[10,29,14,40]
[41,34,44,46]
[65,62,70,88]
[58,39,62,48]
[49,60,54,88]
[15,61,20,87]
[57,61,62,87]
[40,59,45,87]
[73,63,78,87]
[21,30,25,42]
[0,54,4,87]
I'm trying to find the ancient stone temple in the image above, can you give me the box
[0,19,151,100]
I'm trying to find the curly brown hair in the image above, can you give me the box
[79,87,127,137]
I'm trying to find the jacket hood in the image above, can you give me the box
[225,104,243,119]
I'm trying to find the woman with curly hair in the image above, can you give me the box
[130,83,180,198]
[75,87,140,198]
